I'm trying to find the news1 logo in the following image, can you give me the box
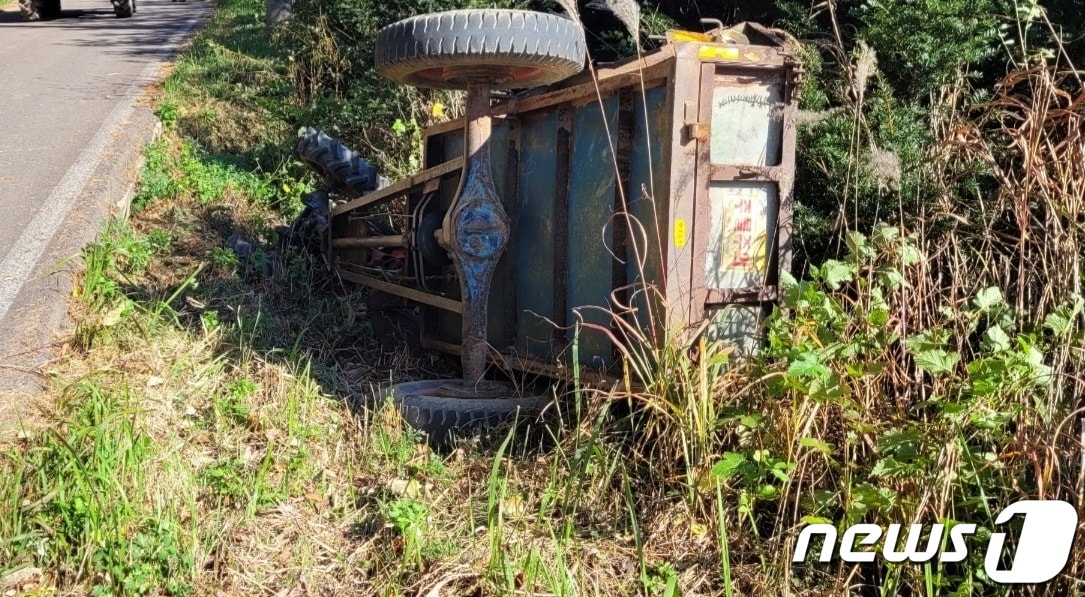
[792,500,1078,584]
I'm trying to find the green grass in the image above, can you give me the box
[0,382,195,595]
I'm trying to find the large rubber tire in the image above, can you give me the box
[383,381,552,445]
[294,128,381,198]
[375,9,586,90]
[113,0,133,18]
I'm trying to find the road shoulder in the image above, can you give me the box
[0,4,210,424]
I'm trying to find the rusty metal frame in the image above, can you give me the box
[331,27,798,380]
[688,43,797,323]
[552,106,573,349]
[332,157,462,217]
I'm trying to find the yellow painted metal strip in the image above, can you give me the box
[698,45,741,61]
[670,30,712,43]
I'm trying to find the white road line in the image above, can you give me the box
[0,8,205,326]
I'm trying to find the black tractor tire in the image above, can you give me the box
[383,381,552,445]
[113,0,133,18]
[375,9,586,90]
[20,0,59,21]
[294,128,381,198]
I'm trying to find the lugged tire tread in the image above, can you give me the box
[294,128,380,198]
[375,9,585,90]
[384,381,552,445]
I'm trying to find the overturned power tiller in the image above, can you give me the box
[293,9,800,442]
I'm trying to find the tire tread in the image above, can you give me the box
[375,9,585,90]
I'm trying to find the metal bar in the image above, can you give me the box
[331,157,463,216]
[501,117,522,348]
[705,286,779,305]
[709,164,785,181]
[552,106,573,348]
[498,353,614,387]
[660,53,700,332]
[688,62,718,324]
[611,88,635,361]
[331,235,407,248]
[335,267,464,314]
[450,84,511,386]
[419,63,674,141]
[415,338,617,388]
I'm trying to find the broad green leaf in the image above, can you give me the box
[810,490,839,509]
[711,452,747,479]
[877,266,904,291]
[845,231,873,259]
[1045,311,1071,335]
[973,286,1003,311]
[872,223,900,248]
[983,325,1011,353]
[801,515,834,525]
[868,308,889,327]
[738,414,762,428]
[799,437,834,456]
[875,429,922,459]
[757,484,778,500]
[779,269,799,288]
[821,260,854,289]
[905,329,950,352]
[771,467,791,483]
[788,353,830,379]
[914,349,959,375]
[871,456,907,478]
[1025,346,1052,378]
[850,483,897,515]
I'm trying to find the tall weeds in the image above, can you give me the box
[567,5,1085,594]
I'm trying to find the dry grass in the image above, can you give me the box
[0,118,729,593]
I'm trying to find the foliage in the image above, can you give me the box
[0,385,194,596]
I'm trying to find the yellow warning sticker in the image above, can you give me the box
[675,219,688,248]
[670,30,713,43]
[699,45,741,61]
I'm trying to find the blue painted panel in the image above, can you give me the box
[628,86,669,336]
[430,92,666,371]
[442,129,464,165]
[515,111,559,359]
[567,96,619,369]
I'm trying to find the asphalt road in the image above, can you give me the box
[0,0,208,392]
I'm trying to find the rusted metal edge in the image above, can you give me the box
[552,106,573,348]
[331,235,407,248]
[501,118,522,348]
[423,68,673,140]
[332,157,463,216]
[335,267,464,314]
[611,87,635,363]
[705,286,779,305]
[709,164,789,181]
[416,337,617,387]
[688,62,717,324]
[500,353,615,388]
